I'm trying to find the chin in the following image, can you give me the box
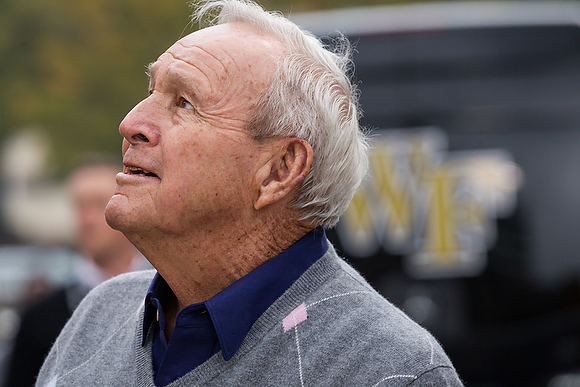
[104,195,129,232]
[105,195,159,236]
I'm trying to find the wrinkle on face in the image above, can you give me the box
[174,41,231,76]
[149,58,246,131]
[109,23,288,240]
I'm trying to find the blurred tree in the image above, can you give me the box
[0,0,418,176]
[0,0,191,175]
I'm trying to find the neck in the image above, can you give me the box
[127,215,311,310]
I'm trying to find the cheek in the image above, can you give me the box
[158,154,250,218]
[158,131,261,215]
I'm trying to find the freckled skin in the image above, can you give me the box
[105,23,312,333]
[106,24,282,237]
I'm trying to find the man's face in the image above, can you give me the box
[105,23,282,237]
[70,166,129,262]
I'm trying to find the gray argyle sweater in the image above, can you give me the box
[36,245,463,386]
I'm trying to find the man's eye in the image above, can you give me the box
[179,97,195,110]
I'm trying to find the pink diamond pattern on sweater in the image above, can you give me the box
[283,303,308,332]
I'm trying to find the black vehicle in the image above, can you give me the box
[293,2,580,386]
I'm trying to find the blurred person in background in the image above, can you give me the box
[4,158,148,387]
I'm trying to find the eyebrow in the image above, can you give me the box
[147,62,159,87]
[146,61,198,96]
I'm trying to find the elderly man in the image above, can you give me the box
[36,1,463,386]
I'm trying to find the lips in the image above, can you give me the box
[123,165,159,178]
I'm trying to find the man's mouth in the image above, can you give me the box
[124,166,159,178]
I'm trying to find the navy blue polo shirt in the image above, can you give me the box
[142,229,328,386]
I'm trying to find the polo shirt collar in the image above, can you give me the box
[143,228,328,361]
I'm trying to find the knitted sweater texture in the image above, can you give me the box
[36,245,463,386]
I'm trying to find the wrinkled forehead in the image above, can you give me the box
[151,23,284,88]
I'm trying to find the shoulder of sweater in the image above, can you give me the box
[232,248,459,385]
[50,270,154,360]
[82,269,155,302]
[297,248,456,371]
[65,269,154,331]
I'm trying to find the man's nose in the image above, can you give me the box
[119,98,161,147]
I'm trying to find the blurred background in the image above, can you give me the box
[0,0,580,386]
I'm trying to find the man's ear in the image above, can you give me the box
[254,138,313,211]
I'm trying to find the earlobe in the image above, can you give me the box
[254,138,313,211]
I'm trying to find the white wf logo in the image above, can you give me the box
[337,128,522,278]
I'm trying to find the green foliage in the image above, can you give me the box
[0,0,417,176]
[0,0,191,175]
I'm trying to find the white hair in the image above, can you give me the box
[191,0,369,228]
